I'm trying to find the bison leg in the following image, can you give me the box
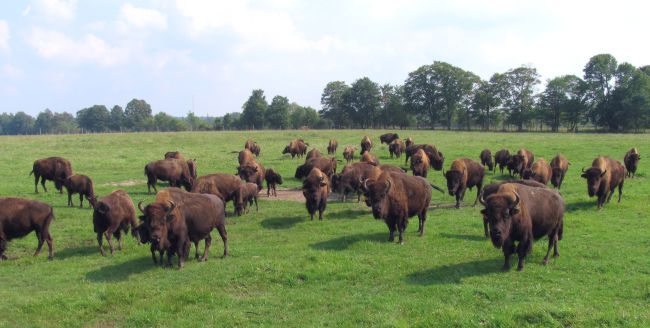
[105,231,115,255]
[178,241,190,269]
[502,239,515,271]
[543,233,558,265]
[455,192,462,209]
[200,235,212,262]
[397,220,407,245]
[34,174,41,193]
[386,222,396,242]
[67,191,73,207]
[267,184,271,197]
[216,224,228,257]
[34,230,44,257]
[150,244,158,264]
[97,232,106,256]
[473,182,483,207]
[254,197,258,212]
[618,182,624,203]
[115,230,123,251]
[483,217,489,239]
[417,210,427,236]
[0,239,7,260]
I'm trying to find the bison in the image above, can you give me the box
[238,149,255,165]
[92,190,138,256]
[235,183,259,215]
[191,173,241,214]
[245,139,260,156]
[410,149,430,177]
[30,157,73,194]
[624,148,640,178]
[581,156,626,209]
[0,198,54,260]
[306,148,322,161]
[361,152,379,166]
[332,162,382,202]
[295,157,337,179]
[389,139,405,158]
[343,146,356,163]
[238,160,265,191]
[479,183,564,271]
[145,159,194,194]
[282,139,308,159]
[480,149,494,172]
[63,174,96,208]
[264,168,283,197]
[494,149,511,174]
[522,158,552,185]
[510,148,534,177]
[444,158,485,209]
[360,136,372,155]
[327,139,338,154]
[164,151,184,160]
[379,133,399,145]
[550,154,570,189]
[405,137,414,148]
[404,144,444,170]
[302,168,330,221]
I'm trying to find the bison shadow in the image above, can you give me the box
[439,232,487,242]
[85,256,155,282]
[55,245,98,260]
[309,232,386,251]
[405,259,502,285]
[260,215,304,230]
[321,208,369,220]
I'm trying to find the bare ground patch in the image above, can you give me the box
[101,179,146,187]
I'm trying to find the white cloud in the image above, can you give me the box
[27,28,130,67]
[118,3,168,31]
[32,0,77,21]
[2,64,25,80]
[0,21,9,51]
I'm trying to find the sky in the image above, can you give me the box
[0,0,648,117]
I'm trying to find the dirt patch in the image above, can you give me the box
[101,179,146,187]
[263,188,351,203]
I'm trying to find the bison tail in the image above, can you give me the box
[430,184,445,193]
[29,169,34,176]
[558,221,564,240]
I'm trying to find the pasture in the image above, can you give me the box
[1,130,649,327]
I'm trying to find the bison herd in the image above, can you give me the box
[0,135,641,272]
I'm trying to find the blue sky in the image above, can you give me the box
[0,0,648,117]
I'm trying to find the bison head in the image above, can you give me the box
[511,154,526,174]
[302,174,328,209]
[444,169,465,196]
[138,201,176,250]
[295,164,311,179]
[550,168,564,188]
[239,163,260,182]
[282,146,291,155]
[581,167,606,197]
[361,178,391,219]
[521,168,533,180]
[485,158,494,171]
[430,151,444,171]
[480,192,520,248]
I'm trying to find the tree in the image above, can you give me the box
[51,112,77,134]
[154,112,188,131]
[240,89,267,129]
[35,109,55,134]
[186,112,210,131]
[109,105,125,131]
[213,117,224,130]
[7,112,35,135]
[583,54,618,131]
[472,74,504,130]
[344,77,381,128]
[500,66,540,131]
[266,95,290,129]
[610,66,650,132]
[320,81,350,128]
[77,105,110,132]
[403,64,441,129]
[289,103,320,128]
[124,99,153,131]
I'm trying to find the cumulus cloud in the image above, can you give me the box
[32,0,77,21]
[118,3,168,31]
[0,21,9,51]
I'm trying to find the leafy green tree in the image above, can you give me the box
[403,64,441,129]
[266,95,290,129]
[343,77,381,128]
[583,54,618,131]
[77,105,110,132]
[51,112,77,134]
[154,112,188,131]
[35,109,55,134]
[109,105,125,131]
[241,89,267,130]
[320,81,351,128]
[289,103,320,128]
[186,112,210,131]
[472,74,504,130]
[124,99,153,131]
[500,66,540,131]
[611,66,650,132]
[213,117,224,130]
[7,112,35,135]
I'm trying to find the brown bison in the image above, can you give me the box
[550,154,570,189]
[360,135,372,155]
[187,159,197,180]
[0,198,54,260]
[245,139,260,156]
[522,158,552,185]
[30,157,73,194]
[494,149,511,174]
[444,158,485,208]
[306,148,322,160]
[139,188,227,267]
[404,144,444,170]
[282,139,308,159]
[410,149,430,177]
[295,157,337,179]
[244,139,255,150]
[92,190,138,256]
[361,171,438,243]
[164,151,184,160]
[63,174,96,208]
[379,133,399,145]
[264,168,283,197]
[302,168,330,221]
[332,162,382,202]
[624,148,640,178]
[238,149,255,165]
[510,148,534,177]
[479,183,564,271]
[581,156,626,209]
[235,183,259,215]
[238,160,265,191]
[191,173,241,213]
[327,139,338,154]
[480,149,494,172]
[343,146,356,163]
[389,139,405,158]
[361,152,379,166]
[405,137,414,148]
[145,159,194,194]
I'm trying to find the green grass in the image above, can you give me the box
[1,130,649,327]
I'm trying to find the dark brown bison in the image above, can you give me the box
[343,146,356,163]
[145,159,194,194]
[494,149,511,174]
[444,158,485,208]
[238,160,265,191]
[480,149,494,172]
[581,156,626,209]
[302,168,330,221]
[389,139,405,158]
[360,135,372,155]
[63,174,96,208]
[0,198,54,260]
[92,190,138,256]
[295,157,337,179]
[550,154,569,189]
[479,183,564,271]
[164,151,184,160]
[410,149,430,177]
[191,173,241,213]
[405,137,414,148]
[332,162,382,202]
[404,144,444,170]
[30,157,73,194]
[138,188,228,268]
[306,148,322,160]
[264,168,283,197]
[361,152,379,166]
[327,139,338,154]
[235,183,259,215]
[624,148,640,178]
[522,158,552,185]
[361,171,437,243]
[510,148,534,177]
[379,133,399,145]
[282,139,308,159]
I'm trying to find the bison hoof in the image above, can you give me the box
[501,265,510,272]
[542,259,549,265]
[517,266,524,272]
[48,255,54,260]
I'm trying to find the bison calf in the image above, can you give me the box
[92,190,138,256]
[265,168,283,197]
[63,174,96,208]
[0,198,54,260]
[235,183,259,215]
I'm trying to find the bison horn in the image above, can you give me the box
[478,192,487,206]
[511,192,520,211]
[167,201,176,212]
[385,179,392,192]
[581,167,586,173]
[137,201,145,214]
[362,179,369,191]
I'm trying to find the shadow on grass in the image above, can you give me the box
[310,232,386,251]
[565,200,596,212]
[405,259,502,285]
[260,215,304,230]
[55,245,98,260]
[322,208,368,220]
[439,232,487,242]
[85,256,155,282]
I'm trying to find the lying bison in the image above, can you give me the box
[581,156,626,209]
[624,148,640,178]
[92,190,138,256]
[550,154,569,189]
[145,159,194,194]
[379,133,399,145]
[444,158,485,208]
[30,157,73,194]
[302,168,330,221]
[0,198,54,260]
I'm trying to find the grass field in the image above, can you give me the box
[1,130,649,327]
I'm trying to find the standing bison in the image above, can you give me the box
[522,158,552,185]
[389,139,405,158]
[360,136,372,155]
[92,190,138,256]
[245,139,261,156]
[282,139,308,159]
[63,174,96,208]
[302,168,330,221]
[480,149,494,172]
[238,160,265,191]
[379,133,399,145]
[0,198,54,260]
[264,168,283,197]
[510,148,534,177]
[581,156,626,209]
[30,157,73,194]
[410,149,430,177]
[343,146,357,163]
[444,158,485,208]
[404,144,444,170]
[145,159,194,194]
[550,154,569,189]
[327,139,338,154]
[295,157,337,179]
[624,148,640,178]
[192,173,242,213]
[331,162,382,202]
[494,149,511,174]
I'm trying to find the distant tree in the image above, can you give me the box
[472,73,504,130]
[289,103,320,128]
[240,89,267,129]
[77,105,110,132]
[52,112,77,134]
[266,95,290,129]
[35,109,55,134]
[343,77,381,128]
[213,117,224,130]
[403,63,442,129]
[186,112,210,131]
[7,112,35,135]
[109,105,125,131]
[0,113,12,134]
[500,65,540,131]
[583,54,618,131]
[611,65,650,132]
[124,99,153,131]
[154,112,188,131]
[320,81,351,128]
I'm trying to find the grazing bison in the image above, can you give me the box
[480,149,494,172]
[138,188,228,268]
[581,156,626,209]
[282,139,308,159]
[343,146,356,163]
[264,168,283,197]
[235,183,259,215]
[362,171,439,243]
[63,174,96,208]
[624,148,640,178]
[379,133,399,145]
[191,173,241,213]
[510,148,534,177]
[550,154,570,189]
[30,157,73,194]
[327,139,338,154]
[361,152,379,166]
[238,160,265,191]
[92,190,138,256]
[302,168,330,221]
[479,183,564,271]
[164,151,184,160]
[360,136,372,155]
[295,157,337,179]
[522,158,552,185]
[145,159,194,194]
[444,158,485,208]
[0,198,54,260]
[238,149,255,165]
[306,148,322,160]
[389,139,405,158]
[404,144,444,170]
[410,149,430,177]
[494,149,511,174]
[332,162,382,202]
[405,137,414,148]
